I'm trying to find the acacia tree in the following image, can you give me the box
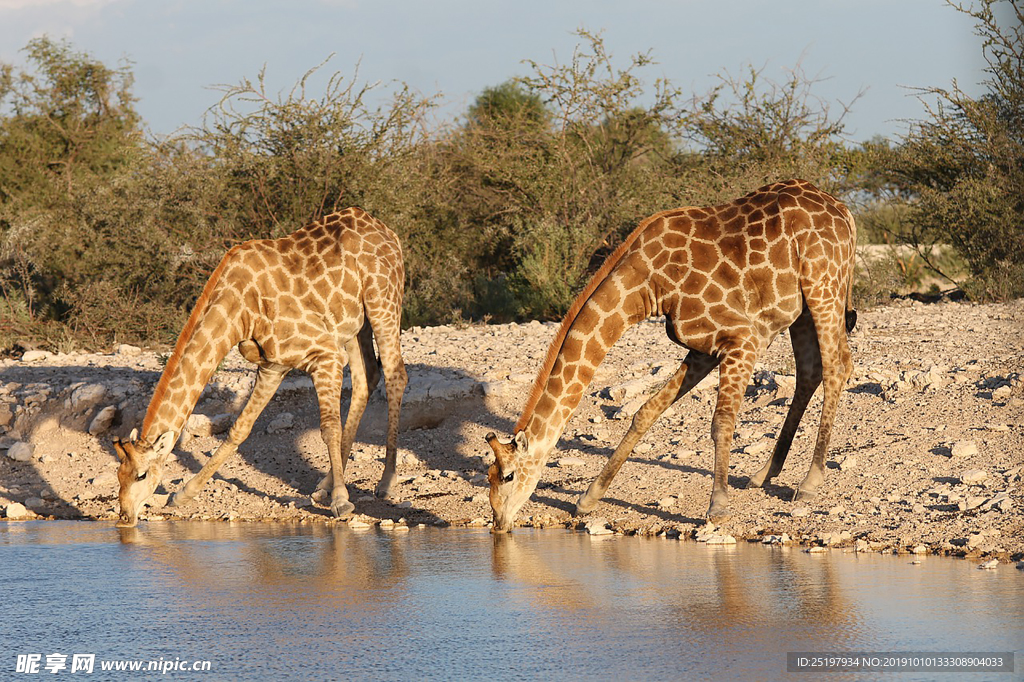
[0,37,143,342]
[884,0,1023,299]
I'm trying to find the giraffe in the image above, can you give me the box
[113,207,407,527]
[485,179,856,532]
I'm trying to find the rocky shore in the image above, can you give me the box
[1,298,1022,562]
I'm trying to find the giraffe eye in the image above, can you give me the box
[136,471,148,482]
[501,470,514,484]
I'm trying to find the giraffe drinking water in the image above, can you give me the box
[486,180,856,531]
[114,208,407,527]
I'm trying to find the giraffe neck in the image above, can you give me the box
[140,283,244,445]
[520,270,652,465]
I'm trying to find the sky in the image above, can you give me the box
[0,0,996,143]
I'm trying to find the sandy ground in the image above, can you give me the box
[1,298,1022,561]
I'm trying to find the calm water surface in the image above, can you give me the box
[2,521,1021,681]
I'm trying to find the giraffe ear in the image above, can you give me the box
[513,430,528,452]
[153,430,176,457]
[129,428,139,442]
[485,432,516,479]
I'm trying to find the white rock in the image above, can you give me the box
[657,496,677,509]
[265,412,294,434]
[960,469,989,484]
[606,378,648,403]
[704,534,736,545]
[4,502,29,518]
[950,440,979,458]
[88,406,118,436]
[912,544,928,554]
[115,344,142,356]
[839,455,858,471]
[24,496,44,509]
[70,383,106,410]
[347,518,372,530]
[790,506,811,518]
[90,470,117,487]
[805,546,827,553]
[978,559,999,570]
[743,441,769,456]
[21,350,52,362]
[585,518,613,535]
[7,441,35,462]
[556,456,586,468]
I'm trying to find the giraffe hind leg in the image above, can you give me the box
[368,312,407,500]
[312,322,378,498]
[575,351,718,515]
[746,309,822,489]
[793,309,853,502]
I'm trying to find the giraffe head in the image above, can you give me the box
[113,429,175,527]
[485,431,539,533]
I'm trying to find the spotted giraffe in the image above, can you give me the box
[486,179,857,531]
[114,208,407,527]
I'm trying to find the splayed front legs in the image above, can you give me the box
[169,359,288,508]
[575,352,719,515]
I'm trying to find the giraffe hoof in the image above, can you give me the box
[574,493,599,516]
[330,500,355,519]
[745,475,766,489]
[707,501,731,524]
[375,476,397,500]
[793,489,817,503]
[167,491,192,508]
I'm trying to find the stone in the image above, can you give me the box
[806,546,827,553]
[606,378,648,403]
[4,502,29,518]
[265,413,294,434]
[704,534,736,545]
[7,441,34,462]
[790,506,811,518]
[88,406,118,436]
[21,350,52,362]
[911,544,927,554]
[0,404,13,428]
[978,559,999,570]
[657,496,677,509]
[960,469,989,484]
[950,440,979,459]
[585,518,614,535]
[23,496,44,509]
[347,518,372,529]
[762,533,791,545]
[839,455,858,471]
[556,456,586,468]
[115,343,142,356]
[90,470,117,487]
[69,383,106,410]
[958,496,988,512]
[743,441,769,456]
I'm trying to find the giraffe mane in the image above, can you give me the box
[515,213,664,433]
[141,246,239,438]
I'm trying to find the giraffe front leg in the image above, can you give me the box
[170,362,288,508]
[707,348,756,524]
[576,352,718,515]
